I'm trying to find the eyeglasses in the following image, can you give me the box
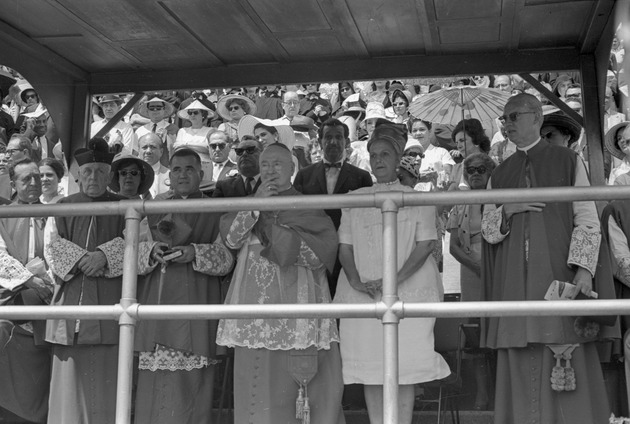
[234,146,259,156]
[465,166,487,175]
[283,101,300,106]
[147,106,164,111]
[5,148,22,156]
[498,111,536,123]
[119,170,140,177]
[25,94,38,100]
[405,151,424,159]
[187,110,200,116]
[209,143,227,150]
[228,106,241,111]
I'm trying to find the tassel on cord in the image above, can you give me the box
[548,344,579,392]
[296,385,305,420]
[302,388,311,424]
[564,352,576,391]
[550,352,565,392]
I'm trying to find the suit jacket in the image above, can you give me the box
[213,174,261,198]
[294,161,373,229]
[215,160,237,182]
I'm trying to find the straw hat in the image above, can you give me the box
[364,102,387,121]
[399,155,420,178]
[605,121,630,160]
[542,108,582,144]
[137,96,175,119]
[108,153,155,195]
[97,94,123,105]
[238,115,295,150]
[177,100,216,121]
[216,94,257,121]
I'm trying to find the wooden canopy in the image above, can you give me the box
[0,0,622,182]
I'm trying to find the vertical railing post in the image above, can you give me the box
[115,206,141,424]
[381,199,400,424]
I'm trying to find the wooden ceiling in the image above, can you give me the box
[0,0,617,92]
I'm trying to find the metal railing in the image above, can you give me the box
[2,185,630,424]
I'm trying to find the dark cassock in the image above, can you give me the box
[0,200,51,423]
[134,190,234,424]
[216,186,345,424]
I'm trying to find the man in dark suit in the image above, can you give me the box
[213,136,262,198]
[294,118,373,294]
[203,130,237,196]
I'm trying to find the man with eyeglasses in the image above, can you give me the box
[138,133,170,197]
[20,105,58,163]
[274,91,302,125]
[90,94,139,156]
[213,136,262,198]
[208,130,236,186]
[480,93,614,424]
[5,135,33,166]
[135,96,177,166]
[0,158,52,423]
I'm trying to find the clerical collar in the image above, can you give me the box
[517,137,541,153]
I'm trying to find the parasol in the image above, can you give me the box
[408,85,511,126]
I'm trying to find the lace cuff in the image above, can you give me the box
[295,240,322,270]
[567,226,601,277]
[97,237,125,278]
[45,236,87,281]
[616,257,630,288]
[482,205,508,244]
[0,252,33,290]
[137,241,159,275]
[225,211,259,249]
[138,344,219,372]
[192,239,234,276]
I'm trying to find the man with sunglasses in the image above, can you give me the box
[213,136,262,198]
[135,96,177,166]
[480,93,613,424]
[208,131,236,185]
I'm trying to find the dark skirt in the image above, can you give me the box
[234,344,346,424]
[494,343,610,424]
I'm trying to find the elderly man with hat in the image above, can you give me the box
[20,104,63,163]
[90,94,139,156]
[135,96,177,166]
[43,137,127,424]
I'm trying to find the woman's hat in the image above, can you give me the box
[18,81,37,103]
[367,118,407,155]
[138,96,175,119]
[341,93,366,121]
[216,94,257,121]
[177,100,216,121]
[391,89,413,105]
[542,108,582,144]
[605,121,630,160]
[237,115,295,150]
[399,155,419,178]
[108,153,155,195]
[404,138,423,152]
[364,102,387,121]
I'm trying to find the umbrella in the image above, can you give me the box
[0,69,16,98]
[408,85,511,126]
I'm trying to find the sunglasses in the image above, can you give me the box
[234,146,258,156]
[465,166,487,175]
[187,110,200,116]
[147,106,164,111]
[209,143,227,150]
[228,106,241,111]
[25,94,38,100]
[405,151,424,159]
[498,111,535,123]
[119,170,141,177]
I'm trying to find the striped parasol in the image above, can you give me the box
[408,86,511,126]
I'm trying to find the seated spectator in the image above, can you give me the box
[385,89,413,124]
[138,133,170,198]
[217,94,257,142]
[135,96,177,166]
[606,122,630,185]
[540,107,582,149]
[330,81,356,117]
[213,136,262,198]
[449,118,491,191]
[494,75,512,92]
[39,157,65,204]
[108,153,154,199]
[407,118,454,188]
[6,134,33,165]
[300,83,332,125]
[552,74,573,100]
[90,95,139,155]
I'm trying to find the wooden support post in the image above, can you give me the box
[580,54,606,186]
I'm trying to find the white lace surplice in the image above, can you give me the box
[216,211,339,350]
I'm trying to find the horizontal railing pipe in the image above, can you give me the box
[0,305,121,320]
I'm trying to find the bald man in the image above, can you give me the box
[139,133,170,197]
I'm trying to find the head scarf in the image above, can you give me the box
[367,118,407,155]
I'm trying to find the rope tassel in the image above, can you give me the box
[548,344,579,392]
[296,385,305,419]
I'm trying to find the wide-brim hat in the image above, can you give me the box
[177,100,216,121]
[137,96,176,119]
[391,89,413,105]
[238,115,295,150]
[74,138,115,166]
[288,115,318,132]
[108,153,155,194]
[341,93,366,121]
[605,121,630,160]
[365,102,387,121]
[216,94,257,121]
[97,94,123,105]
[19,81,36,103]
[542,107,582,144]
[21,104,48,119]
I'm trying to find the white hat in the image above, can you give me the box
[237,115,295,150]
[216,94,257,121]
[138,96,176,119]
[177,100,216,121]
[364,102,387,121]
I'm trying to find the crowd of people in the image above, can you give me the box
[0,30,628,424]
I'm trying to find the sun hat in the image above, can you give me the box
[177,100,216,121]
[390,89,413,105]
[541,108,582,144]
[238,115,295,150]
[97,94,123,105]
[404,138,424,152]
[399,155,420,178]
[108,153,155,195]
[341,93,366,121]
[605,121,630,160]
[364,102,387,121]
[137,96,175,119]
[21,104,48,119]
[216,94,257,121]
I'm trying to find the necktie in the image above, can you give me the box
[152,123,157,133]
[324,162,342,169]
[245,177,255,195]
[325,165,340,194]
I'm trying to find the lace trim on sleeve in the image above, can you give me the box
[616,256,630,288]
[138,344,219,372]
[45,236,87,281]
[137,241,158,276]
[482,205,508,244]
[225,211,259,250]
[192,238,235,276]
[567,226,601,277]
[97,237,125,278]
[295,240,322,270]
[0,252,33,290]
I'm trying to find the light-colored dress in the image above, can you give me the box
[174,126,213,190]
[334,181,451,385]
